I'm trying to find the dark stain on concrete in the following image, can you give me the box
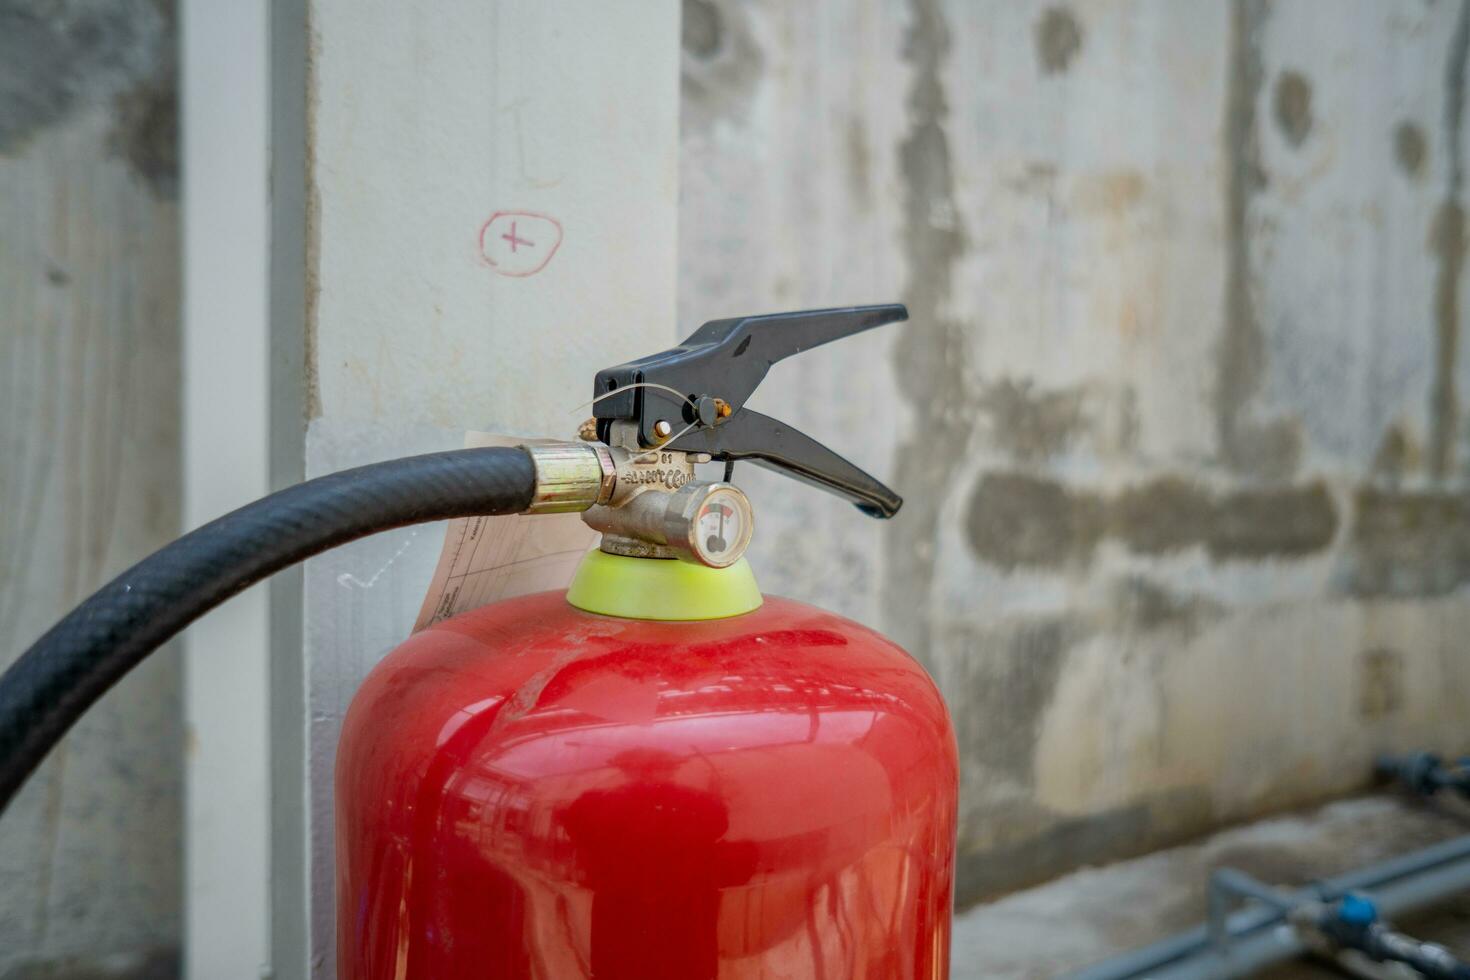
[1035,6,1083,75]
[1343,485,1470,596]
[1125,478,1339,561]
[1219,0,1301,481]
[1430,1,1470,480]
[1201,481,1339,560]
[1117,385,1142,454]
[966,472,1338,569]
[966,473,1104,570]
[110,71,177,199]
[942,610,1224,907]
[1370,423,1414,486]
[1430,200,1466,480]
[0,1,167,153]
[979,378,1085,463]
[0,945,179,980]
[1359,648,1405,720]
[45,265,70,288]
[946,620,1071,786]
[681,0,722,59]
[1112,576,1225,634]
[884,0,972,672]
[1111,477,1215,557]
[1396,120,1428,179]
[954,786,1213,907]
[1272,70,1313,148]
[680,0,763,129]
[956,803,1150,906]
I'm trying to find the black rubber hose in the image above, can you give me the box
[0,446,536,813]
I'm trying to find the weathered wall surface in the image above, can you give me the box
[680,0,1470,905]
[0,0,181,973]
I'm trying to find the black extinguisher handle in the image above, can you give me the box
[591,304,908,518]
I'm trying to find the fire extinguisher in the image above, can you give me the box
[0,304,957,979]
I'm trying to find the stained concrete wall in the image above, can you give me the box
[0,0,181,973]
[680,0,1470,905]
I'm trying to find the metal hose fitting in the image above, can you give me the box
[522,442,617,513]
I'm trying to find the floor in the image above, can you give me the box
[950,795,1470,979]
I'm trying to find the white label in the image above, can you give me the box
[412,432,599,632]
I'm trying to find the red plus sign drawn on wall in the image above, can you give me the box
[501,221,534,252]
[479,211,563,277]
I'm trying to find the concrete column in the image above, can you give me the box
[293,1,681,975]
[181,0,271,975]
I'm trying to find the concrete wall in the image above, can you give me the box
[0,0,181,973]
[679,0,1470,905]
[181,0,273,974]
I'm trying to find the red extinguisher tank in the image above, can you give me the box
[336,588,958,978]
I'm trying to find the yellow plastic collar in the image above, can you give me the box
[566,550,763,621]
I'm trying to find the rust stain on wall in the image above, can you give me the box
[1073,170,1146,215]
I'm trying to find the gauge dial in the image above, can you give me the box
[685,485,753,567]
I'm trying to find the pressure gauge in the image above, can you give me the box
[582,475,757,567]
[665,482,754,568]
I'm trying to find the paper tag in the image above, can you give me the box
[412,432,600,632]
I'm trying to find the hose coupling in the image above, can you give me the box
[521,442,616,513]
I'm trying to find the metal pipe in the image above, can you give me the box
[1207,869,1295,951]
[1070,833,1470,980]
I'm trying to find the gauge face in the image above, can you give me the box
[690,486,753,567]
